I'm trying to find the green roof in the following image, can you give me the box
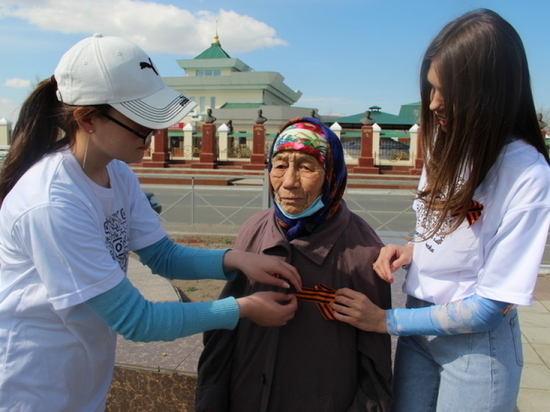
[398,102,421,123]
[194,39,231,59]
[220,102,265,109]
[329,109,414,126]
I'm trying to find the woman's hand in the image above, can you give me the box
[331,288,387,333]
[223,250,302,291]
[373,243,413,283]
[237,292,298,326]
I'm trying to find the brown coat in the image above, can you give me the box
[196,203,392,412]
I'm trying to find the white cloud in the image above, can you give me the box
[0,0,287,55]
[4,78,31,88]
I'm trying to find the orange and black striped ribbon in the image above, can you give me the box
[451,200,484,227]
[295,283,336,321]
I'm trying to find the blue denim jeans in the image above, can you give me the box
[392,296,523,412]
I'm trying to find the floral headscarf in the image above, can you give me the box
[268,117,347,241]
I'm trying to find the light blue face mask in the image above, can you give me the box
[274,196,324,219]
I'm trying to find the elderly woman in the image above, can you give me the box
[196,117,392,412]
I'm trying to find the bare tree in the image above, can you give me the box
[537,106,550,135]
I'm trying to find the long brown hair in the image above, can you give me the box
[0,77,108,206]
[417,8,549,240]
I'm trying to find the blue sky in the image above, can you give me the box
[1,0,549,122]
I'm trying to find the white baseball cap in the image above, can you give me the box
[54,33,197,129]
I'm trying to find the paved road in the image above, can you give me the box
[144,184,417,232]
[142,184,550,265]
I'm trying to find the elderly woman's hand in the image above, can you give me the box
[237,292,298,326]
[330,288,387,333]
[223,250,302,291]
[372,243,413,283]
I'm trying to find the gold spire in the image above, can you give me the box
[213,19,220,44]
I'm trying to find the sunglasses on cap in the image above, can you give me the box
[102,113,156,145]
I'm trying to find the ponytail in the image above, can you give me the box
[0,77,70,205]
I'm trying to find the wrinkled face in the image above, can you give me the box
[427,63,447,131]
[270,151,325,215]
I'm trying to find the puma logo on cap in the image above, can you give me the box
[140,58,158,75]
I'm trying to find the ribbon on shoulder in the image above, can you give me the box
[451,199,483,227]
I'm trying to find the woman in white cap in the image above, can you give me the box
[0,34,300,411]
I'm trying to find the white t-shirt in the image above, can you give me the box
[404,139,550,306]
[0,148,165,411]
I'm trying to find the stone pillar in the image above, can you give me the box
[409,124,423,175]
[142,129,168,168]
[330,122,342,139]
[192,123,217,168]
[218,123,229,161]
[183,123,194,159]
[372,123,381,163]
[353,125,379,174]
[0,118,12,146]
[332,122,353,162]
[243,124,267,170]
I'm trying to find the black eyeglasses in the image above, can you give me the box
[102,113,155,145]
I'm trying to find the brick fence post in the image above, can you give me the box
[192,123,217,169]
[353,125,379,174]
[243,124,267,170]
[142,129,168,168]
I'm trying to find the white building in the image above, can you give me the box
[163,35,317,135]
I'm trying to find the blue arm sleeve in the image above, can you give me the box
[85,277,240,342]
[386,294,514,336]
[135,236,236,281]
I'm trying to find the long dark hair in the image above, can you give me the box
[0,77,108,206]
[417,8,549,239]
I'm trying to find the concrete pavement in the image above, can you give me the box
[517,269,550,411]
